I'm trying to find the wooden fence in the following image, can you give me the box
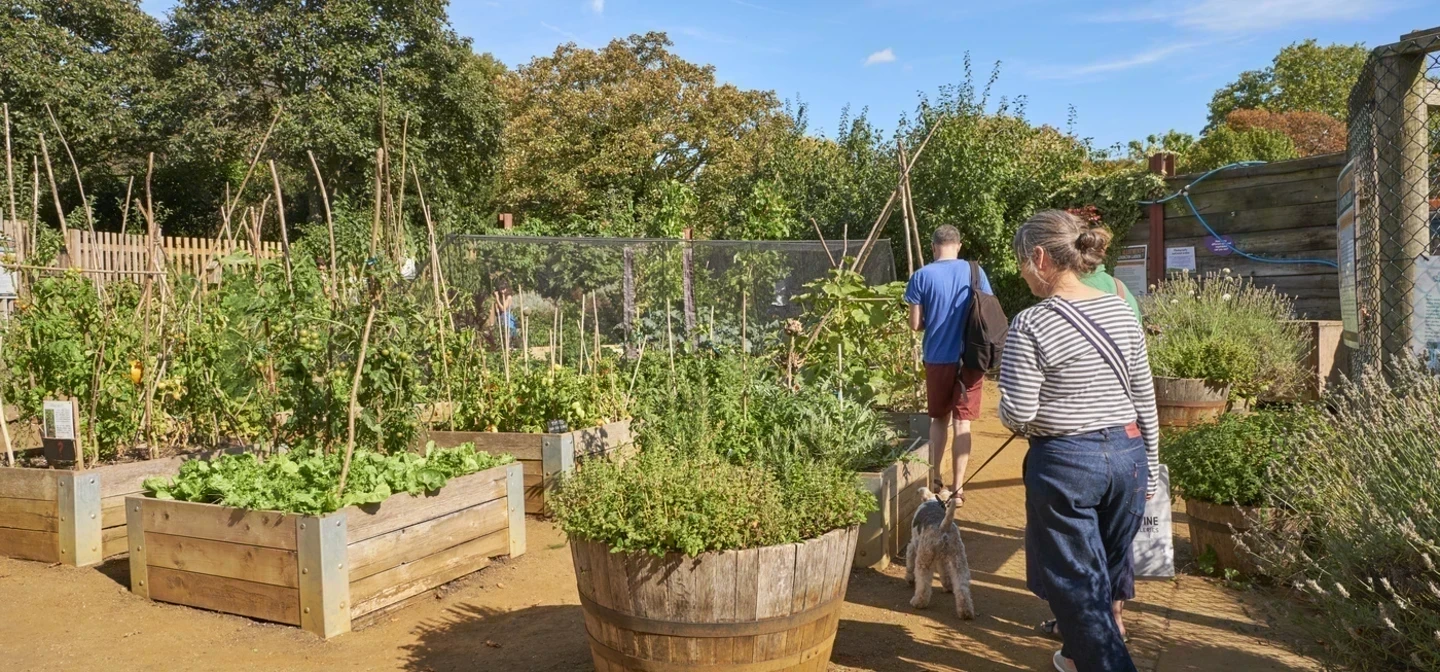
[1125,153,1345,320]
[62,230,282,284]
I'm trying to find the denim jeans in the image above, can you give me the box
[1024,425,1148,672]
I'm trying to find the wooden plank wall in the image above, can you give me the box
[63,230,282,285]
[0,469,60,562]
[1124,153,1344,320]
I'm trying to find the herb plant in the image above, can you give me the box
[143,442,514,514]
[1161,405,1317,507]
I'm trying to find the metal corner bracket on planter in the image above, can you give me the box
[423,418,634,515]
[0,451,238,566]
[125,461,526,638]
[571,526,860,671]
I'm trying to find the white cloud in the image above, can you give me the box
[1092,0,1386,33]
[864,48,897,66]
[590,0,604,13]
[1032,42,1205,79]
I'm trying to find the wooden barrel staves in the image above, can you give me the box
[1153,376,1230,429]
[570,527,859,672]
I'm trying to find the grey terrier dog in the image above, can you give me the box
[905,486,976,619]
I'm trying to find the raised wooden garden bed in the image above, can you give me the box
[571,526,859,671]
[125,461,525,638]
[0,454,213,566]
[854,437,930,570]
[424,418,633,515]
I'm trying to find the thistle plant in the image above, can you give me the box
[1243,362,1440,671]
[1143,270,1309,401]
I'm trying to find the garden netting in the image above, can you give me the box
[430,234,897,353]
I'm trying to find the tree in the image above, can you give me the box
[158,0,506,235]
[1182,124,1297,173]
[0,0,168,228]
[495,32,788,237]
[1207,39,1368,127]
[1224,108,1345,157]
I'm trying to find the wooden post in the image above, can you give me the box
[1375,51,1430,359]
[681,229,696,345]
[622,246,636,355]
[498,213,513,230]
[297,514,352,638]
[1145,153,1175,287]
[56,471,101,567]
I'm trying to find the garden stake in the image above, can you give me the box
[267,160,294,292]
[896,138,916,277]
[578,292,587,374]
[850,114,945,273]
[38,133,69,243]
[370,147,384,258]
[593,291,600,363]
[44,104,93,232]
[0,332,12,466]
[3,103,16,237]
[119,176,134,237]
[626,337,648,402]
[221,106,283,229]
[29,158,39,260]
[339,291,380,497]
[666,299,675,378]
[810,217,836,269]
[307,151,339,289]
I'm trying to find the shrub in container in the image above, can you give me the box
[553,446,873,672]
[1243,364,1440,672]
[1162,406,1315,575]
[1144,271,1308,427]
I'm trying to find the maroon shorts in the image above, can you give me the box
[924,364,985,421]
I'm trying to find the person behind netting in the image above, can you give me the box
[999,209,1159,672]
[479,278,518,347]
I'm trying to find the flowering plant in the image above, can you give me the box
[1142,270,1309,401]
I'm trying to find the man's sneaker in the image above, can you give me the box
[1052,651,1077,672]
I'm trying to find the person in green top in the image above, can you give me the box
[1079,264,1142,322]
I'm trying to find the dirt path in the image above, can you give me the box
[0,385,1319,671]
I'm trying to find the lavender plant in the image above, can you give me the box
[1243,362,1440,671]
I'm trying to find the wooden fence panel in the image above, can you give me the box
[53,231,280,288]
[1124,153,1345,320]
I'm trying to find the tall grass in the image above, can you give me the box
[1244,363,1440,671]
[1144,270,1308,401]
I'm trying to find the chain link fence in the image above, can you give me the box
[432,234,896,356]
[1346,28,1440,373]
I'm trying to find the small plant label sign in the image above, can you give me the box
[546,419,569,434]
[43,399,77,440]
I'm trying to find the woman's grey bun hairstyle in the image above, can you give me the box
[1012,209,1112,276]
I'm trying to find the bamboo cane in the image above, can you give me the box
[897,139,916,277]
[850,115,946,272]
[900,139,925,267]
[626,337,648,402]
[3,104,16,243]
[267,160,294,292]
[665,299,674,378]
[810,217,836,269]
[338,293,379,496]
[578,292,587,375]
[306,151,339,285]
[30,158,39,260]
[370,148,384,259]
[119,176,134,237]
[43,104,93,232]
[592,292,601,364]
[0,331,13,466]
[222,106,284,229]
[38,134,68,243]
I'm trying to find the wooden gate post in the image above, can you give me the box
[1146,153,1176,287]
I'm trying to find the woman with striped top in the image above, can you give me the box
[999,210,1159,672]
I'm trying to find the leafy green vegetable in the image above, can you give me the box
[143,442,514,514]
[1161,406,1318,507]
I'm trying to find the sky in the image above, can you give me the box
[137,0,1435,149]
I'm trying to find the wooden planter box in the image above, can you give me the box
[125,462,525,638]
[854,437,930,570]
[0,454,216,566]
[571,526,859,672]
[424,418,634,515]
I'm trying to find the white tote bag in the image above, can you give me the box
[1132,464,1175,578]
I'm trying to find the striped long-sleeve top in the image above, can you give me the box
[998,294,1161,496]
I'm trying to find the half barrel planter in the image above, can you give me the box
[424,418,633,515]
[1185,499,1263,576]
[854,436,930,570]
[125,461,525,638]
[1153,377,1231,429]
[571,526,859,672]
[0,454,221,566]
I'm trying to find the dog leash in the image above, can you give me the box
[961,432,1022,488]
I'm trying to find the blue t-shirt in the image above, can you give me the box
[903,259,992,364]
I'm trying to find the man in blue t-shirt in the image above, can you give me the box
[904,224,991,498]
